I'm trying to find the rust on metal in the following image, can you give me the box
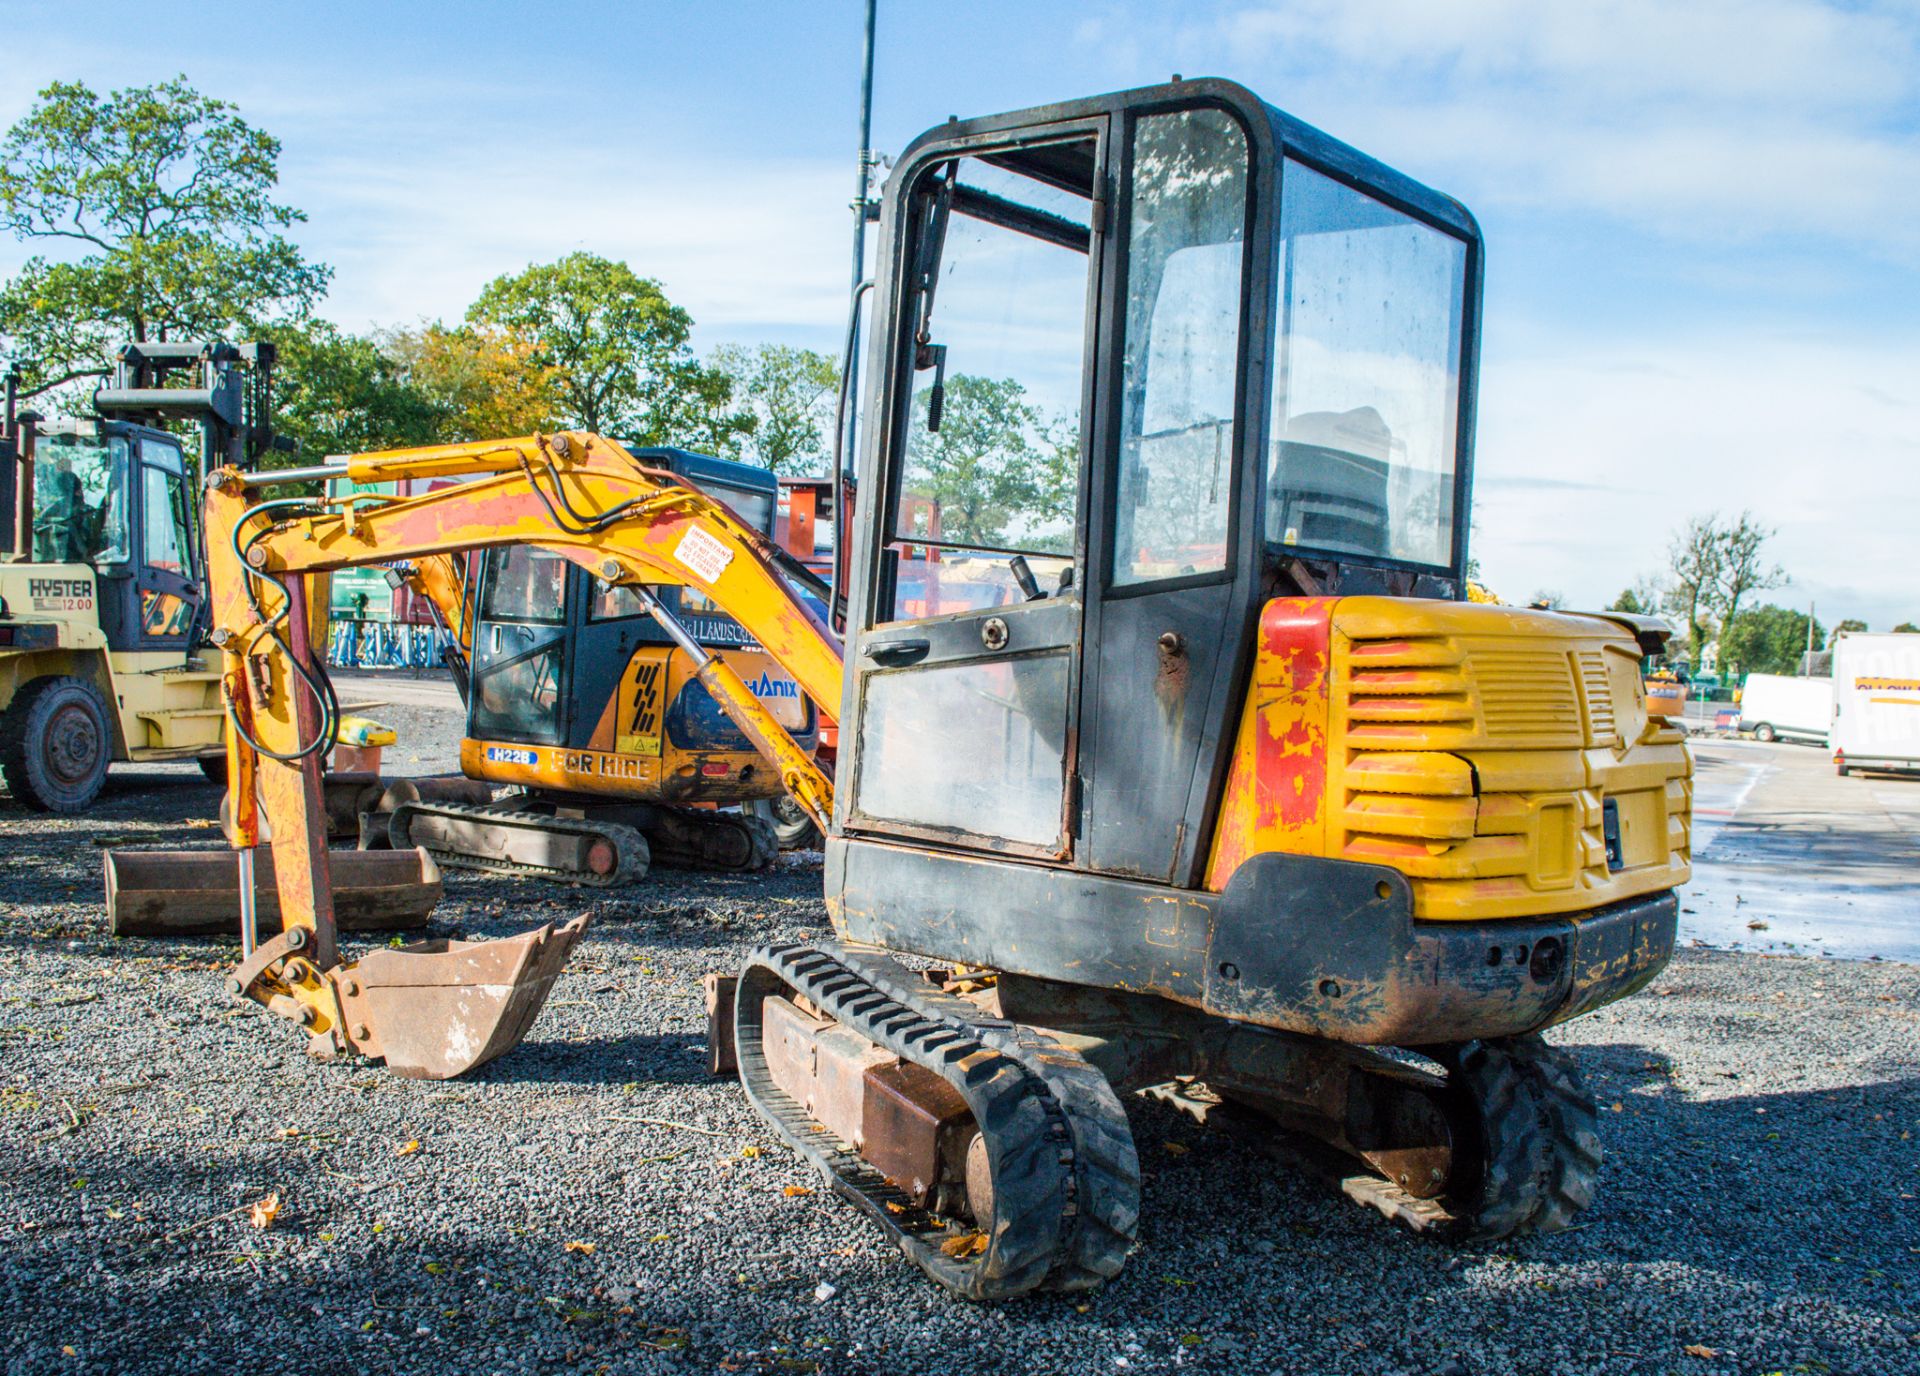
[704,972,739,1076]
[105,846,442,937]
[861,1060,974,1208]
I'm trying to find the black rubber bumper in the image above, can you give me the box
[829,839,1679,1049]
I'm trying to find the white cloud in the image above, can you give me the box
[282,137,851,345]
[1209,0,1920,253]
[1472,329,1920,627]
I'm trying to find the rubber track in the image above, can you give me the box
[734,942,1138,1301]
[644,807,778,873]
[388,801,649,887]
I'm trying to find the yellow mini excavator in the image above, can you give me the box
[353,447,822,885]
[168,79,1689,1296]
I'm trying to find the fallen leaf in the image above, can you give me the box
[424,1261,445,1274]
[1163,1141,1190,1156]
[939,1231,988,1258]
[396,1140,421,1157]
[782,1185,813,1198]
[884,1202,906,1215]
[61,1347,75,1358]
[249,1192,281,1230]
[739,1145,761,1159]
[564,1240,597,1255]
[1683,1344,1718,1359]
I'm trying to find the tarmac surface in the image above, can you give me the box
[1,670,1915,1375]
[1687,737,1920,962]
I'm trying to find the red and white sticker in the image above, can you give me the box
[673,525,734,584]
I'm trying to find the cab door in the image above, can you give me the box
[132,435,203,646]
[844,121,1107,860]
[467,545,570,747]
[1077,105,1258,883]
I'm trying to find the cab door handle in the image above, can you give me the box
[864,636,930,666]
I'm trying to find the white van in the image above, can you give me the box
[1737,673,1833,744]
[1832,633,1920,777]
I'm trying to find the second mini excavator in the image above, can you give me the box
[172,77,1690,1298]
[356,446,820,885]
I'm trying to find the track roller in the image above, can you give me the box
[734,942,1139,1301]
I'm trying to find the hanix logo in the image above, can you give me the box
[29,578,91,599]
[747,671,799,699]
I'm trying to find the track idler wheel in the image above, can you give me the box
[733,942,1139,1301]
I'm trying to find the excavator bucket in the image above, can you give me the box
[331,915,588,1079]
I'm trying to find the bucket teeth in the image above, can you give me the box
[328,915,589,1079]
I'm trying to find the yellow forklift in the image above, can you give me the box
[0,342,277,810]
[157,78,1689,1300]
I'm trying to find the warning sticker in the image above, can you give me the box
[673,525,735,584]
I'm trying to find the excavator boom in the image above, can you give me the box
[198,431,845,1078]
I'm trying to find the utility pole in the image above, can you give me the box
[829,0,878,630]
[845,0,878,474]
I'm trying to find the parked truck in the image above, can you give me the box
[1832,632,1920,776]
[1738,672,1833,745]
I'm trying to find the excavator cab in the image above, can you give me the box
[837,81,1474,874]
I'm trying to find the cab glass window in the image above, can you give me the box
[1113,108,1250,587]
[481,546,568,623]
[33,433,130,565]
[1268,160,1467,567]
[143,465,193,574]
[885,141,1095,619]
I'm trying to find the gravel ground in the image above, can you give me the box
[3,672,1917,1376]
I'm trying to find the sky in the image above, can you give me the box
[1,0,1916,628]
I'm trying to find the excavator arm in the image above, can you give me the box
[202,431,845,1078]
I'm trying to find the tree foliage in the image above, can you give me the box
[1666,515,1723,663]
[903,374,1072,550]
[0,77,329,393]
[1720,603,1823,677]
[1662,511,1786,667]
[468,252,747,447]
[1895,622,1919,634]
[383,322,559,442]
[1833,618,1868,635]
[708,342,840,473]
[273,322,442,465]
[1712,510,1784,652]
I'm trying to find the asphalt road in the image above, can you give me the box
[1687,737,1920,962]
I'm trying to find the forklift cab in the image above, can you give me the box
[467,446,812,753]
[840,78,1479,886]
[28,419,201,649]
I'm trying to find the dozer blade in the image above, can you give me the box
[104,846,443,938]
[331,915,588,1079]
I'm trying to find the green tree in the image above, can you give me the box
[1712,510,1784,662]
[467,252,747,447]
[1834,618,1868,635]
[1895,622,1919,634]
[0,77,330,393]
[273,322,441,464]
[902,374,1055,549]
[1608,588,1649,614]
[1720,603,1823,677]
[1666,515,1723,664]
[709,342,840,473]
[382,321,559,442]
